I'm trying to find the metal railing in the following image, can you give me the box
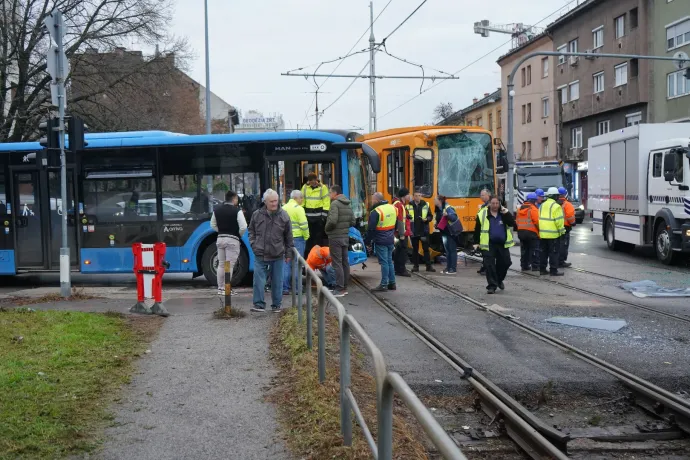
[289,247,466,460]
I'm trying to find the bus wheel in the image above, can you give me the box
[201,244,250,286]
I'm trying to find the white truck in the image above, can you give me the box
[513,161,566,211]
[588,124,690,264]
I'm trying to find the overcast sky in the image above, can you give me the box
[170,0,579,131]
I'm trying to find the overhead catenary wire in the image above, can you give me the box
[375,0,582,122]
[380,0,429,45]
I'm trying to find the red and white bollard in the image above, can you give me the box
[130,242,170,317]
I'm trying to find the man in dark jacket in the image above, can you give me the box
[407,190,435,272]
[365,192,397,292]
[473,196,515,294]
[325,185,355,297]
[249,189,294,313]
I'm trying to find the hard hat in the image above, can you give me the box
[546,187,560,196]
[557,187,567,195]
[535,189,545,197]
[526,192,537,201]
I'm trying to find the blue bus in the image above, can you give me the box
[0,130,379,285]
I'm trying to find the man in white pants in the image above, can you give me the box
[211,190,248,295]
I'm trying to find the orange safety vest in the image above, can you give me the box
[562,199,576,227]
[307,245,331,271]
[516,203,539,235]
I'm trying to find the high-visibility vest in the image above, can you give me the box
[282,199,310,239]
[477,207,514,250]
[307,245,331,270]
[539,198,566,239]
[375,203,398,231]
[516,203,539,235]
[562,199,576,227]
[301,183,330,218]
[406,202,430,221]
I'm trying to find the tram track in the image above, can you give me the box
[349,272,690,458]
[462,252,690,326]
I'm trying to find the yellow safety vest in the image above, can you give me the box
[477,207,514,251]
[282,199,310,240]
[301,183,330,218]
[375,204,398,231]
[539,198,566,240]
[405,202,430,221]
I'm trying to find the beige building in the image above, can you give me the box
[497,33,557,161]
[437,89,502,141]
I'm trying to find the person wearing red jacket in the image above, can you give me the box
[392,187,412,277]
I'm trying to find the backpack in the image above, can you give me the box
[445,206,464,236]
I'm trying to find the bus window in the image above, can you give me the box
[413,149,433,198]
[386,148,408,197]
[347,151,367,219]
[437,133,494,198]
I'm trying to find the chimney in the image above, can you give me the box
[114,46,126,56]
[472,97,479,104]
[484,93,490,97]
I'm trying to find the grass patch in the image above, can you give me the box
[0,288,99,308]
[0,309,159,458]
[269,306,429,460]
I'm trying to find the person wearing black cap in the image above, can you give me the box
[392,187,412,277]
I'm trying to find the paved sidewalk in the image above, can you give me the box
[90,294,291,460]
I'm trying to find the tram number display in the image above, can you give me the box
[462,216,476,222]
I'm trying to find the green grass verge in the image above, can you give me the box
[269,307,429,460]
[0,309,152,459]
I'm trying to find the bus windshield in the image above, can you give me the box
[437,132,494,198]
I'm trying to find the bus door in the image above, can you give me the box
[10,167,78,269]
[267,160,287,203]
[385,148,409,199]
[300,161,335,189]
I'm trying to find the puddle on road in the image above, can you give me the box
[546,316,627,332]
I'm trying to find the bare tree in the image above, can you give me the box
[0,0,188,142]
[432,102,455,124]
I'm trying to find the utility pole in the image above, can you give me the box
[203,0,213,194]
[369,1,377,132]
[44,10,71,298]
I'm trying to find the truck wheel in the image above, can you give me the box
[655,223,676,265]
[201,244,250,286]
[605,217,621,251]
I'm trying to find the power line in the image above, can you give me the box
[376,0,581,122]
[380,0,428,45]
[321,60,371,114]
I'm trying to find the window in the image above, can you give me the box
[437,132,494,197]
[387,148,408,196]
[412,149,434,198]
[630,8,638,29]
[593,71,605,93]
[668,69,690,98]
[488,112,493,130]
[597,120,610,135]
[615,63,628,86]
[569,81,580,101]
[467,119,473,126]
[542,137,549,156]
[527,141,532,157]
[497,110,502,128]
[542,57,549,78]
[571,127,583,149]
[558,85,568,104]
[526,103,532,123]
[557,44,567,64]
[615,15,625,39]
[542,97,550,118]
[668,150,684,182]
[630,58,639,78]
[521,142,527,158]
[526,65,532,85]
[652,152,663,177]
[521,105,526,124]
[477,117,483,127]
[592,26,604,49]
[666,18,690,50]
[521,67,526,87]
[568,38,578,54]
[626,112,642,126]
[347,151,368,217]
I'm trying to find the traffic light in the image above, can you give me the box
[39,117,59,150]
[66,116,88,151]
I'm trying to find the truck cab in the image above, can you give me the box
[513,161,566,212]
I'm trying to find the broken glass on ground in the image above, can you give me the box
[619,280,690,298]
[546,316,627,332]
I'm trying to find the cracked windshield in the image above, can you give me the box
[437,132,494,197]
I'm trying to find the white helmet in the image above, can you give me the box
[546,187,560,196]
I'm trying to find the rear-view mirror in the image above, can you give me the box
[663,152,677,181]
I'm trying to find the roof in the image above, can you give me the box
[496,31,551,64]
[546,0,601,32]
[437,89,501,126]
[360,125,492,141]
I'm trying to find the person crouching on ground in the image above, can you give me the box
[365,192,397,292]
[306,245,337,289]
[473,196,515,294]
[249,189,293,313]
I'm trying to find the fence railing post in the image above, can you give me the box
[297,257,303,324]
[340,320,352,445]
[291,248,297,309]
[378,379,394,460]
[317,289,326,383]
[306,269,313,350]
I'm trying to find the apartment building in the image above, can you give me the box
[437,89,502,141]
[649,0,690,123]
[497,33,557,161]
